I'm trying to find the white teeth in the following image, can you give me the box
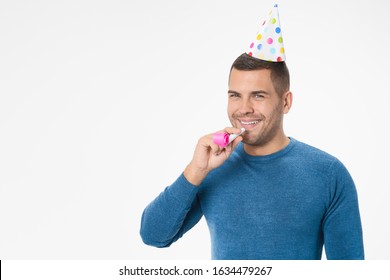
[240,120,259,125]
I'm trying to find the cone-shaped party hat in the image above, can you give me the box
[247,4,286,62]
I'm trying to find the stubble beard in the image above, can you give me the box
[232,101,284,148]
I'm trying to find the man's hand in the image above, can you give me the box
[184,127,243,186]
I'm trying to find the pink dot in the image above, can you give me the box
[250,42,254,48]
[267,38,273,44]
[248,52,253,56]
[277,56,282,62]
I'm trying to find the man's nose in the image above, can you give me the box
[238,98,254,114]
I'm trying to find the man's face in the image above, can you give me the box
[227,68,287,147]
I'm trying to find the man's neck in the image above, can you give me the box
[243,133,290,156]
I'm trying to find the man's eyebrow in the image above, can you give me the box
[227,90,270,95]
[251,90,270,95]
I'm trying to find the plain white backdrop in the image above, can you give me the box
[0,0,389,259]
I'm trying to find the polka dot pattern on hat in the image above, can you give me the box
[246,4,286,62]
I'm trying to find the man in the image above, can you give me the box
[140,5,364,260]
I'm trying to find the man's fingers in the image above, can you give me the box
[199,135,224,155]
[230,135,243,150]
[222,127,242,135]
[210,142,224,155]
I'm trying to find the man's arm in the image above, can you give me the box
[140,174,202,247]
[322,160,365,260]
[140,127,243,247]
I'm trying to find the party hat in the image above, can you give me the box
[247,4,286,62]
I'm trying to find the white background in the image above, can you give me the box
[0,0,389,259]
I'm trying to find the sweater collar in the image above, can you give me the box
[237,137,297,162]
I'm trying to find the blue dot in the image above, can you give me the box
[270,48,276,54]
[257,44,262,50]
[275,27,281,34]
[274,4,278,7]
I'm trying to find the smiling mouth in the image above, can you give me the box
[240,120,259,125]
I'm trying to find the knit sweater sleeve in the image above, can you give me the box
[140,173,203,248]
[322,160,365,259]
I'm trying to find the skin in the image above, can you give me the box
[184,68,293,186]
[228,68,292,156]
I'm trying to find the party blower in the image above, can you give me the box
[213,128,245,148]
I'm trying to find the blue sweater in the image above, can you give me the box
[140,138,364,259]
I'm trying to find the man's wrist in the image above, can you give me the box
[183,164,208,186]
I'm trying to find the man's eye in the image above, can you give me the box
[255,94,264,99]
[229,93,239,98]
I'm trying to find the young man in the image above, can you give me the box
[140,6,364,260]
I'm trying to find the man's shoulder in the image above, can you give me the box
[291,138,342,169]
[292,138,335,157]
[288,139,353,182]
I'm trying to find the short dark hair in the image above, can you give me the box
[230,53,290,96]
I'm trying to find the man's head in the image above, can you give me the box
[227,53,292,151]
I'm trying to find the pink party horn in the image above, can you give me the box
[213,128,245,148]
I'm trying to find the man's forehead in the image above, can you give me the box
[228,68,276,94]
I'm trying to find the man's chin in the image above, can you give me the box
[241,134,270,147]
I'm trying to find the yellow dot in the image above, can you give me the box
[280,48,285,54]
[257,34,262,40]
[270,18,276,24]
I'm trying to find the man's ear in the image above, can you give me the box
[283,91,293,114]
